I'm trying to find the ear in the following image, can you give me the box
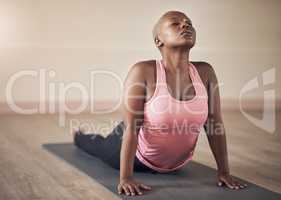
[155,36,163,47]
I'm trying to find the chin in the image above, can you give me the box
[174,37,196,48]
[166,39,196,49]
[188,42,195,49]
[178,41,195,49]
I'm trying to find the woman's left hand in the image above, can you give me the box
[217,173,247,190]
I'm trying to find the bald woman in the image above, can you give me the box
[73,10,247,196]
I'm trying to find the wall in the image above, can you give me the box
[0,0,280,113]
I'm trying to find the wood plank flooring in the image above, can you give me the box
[0,110,280,199]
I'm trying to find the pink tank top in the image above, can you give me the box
[135,59,209,173]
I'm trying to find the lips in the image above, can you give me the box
[180,30,193,36]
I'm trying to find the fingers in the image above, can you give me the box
[117,183,130,196]
[230,177,248,190]
[118,183,151,196]
[133,185,143,195]
[234,180,248,189]
[230,180,240,190]
[223,180,235,190]
[218,179,247,190]
[122,186,131,196]
[117,185,122,194]
[127,185,136,196]
[139,184,152,190]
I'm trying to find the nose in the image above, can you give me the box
[181,22,189,29]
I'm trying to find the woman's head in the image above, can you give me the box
[152,11,196,52]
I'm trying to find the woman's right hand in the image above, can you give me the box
[118,178,152,196]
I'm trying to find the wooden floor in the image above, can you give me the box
[0,110,280,200]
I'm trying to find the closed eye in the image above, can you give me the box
[171,22,180,26]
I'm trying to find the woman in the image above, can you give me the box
[73,10,247,196]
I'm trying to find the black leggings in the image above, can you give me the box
[74,121,157,173]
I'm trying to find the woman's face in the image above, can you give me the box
[156,12,196,49]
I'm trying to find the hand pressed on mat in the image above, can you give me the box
[217,173,248,190]
[118,178,152,196]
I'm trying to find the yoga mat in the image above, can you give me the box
[43,143,281,200]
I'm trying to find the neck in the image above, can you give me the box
[161,48,190,74]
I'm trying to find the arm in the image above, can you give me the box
[120,63,145,180]
[203,63,229,175]
[118,62,151,196]
[203,62,247,190]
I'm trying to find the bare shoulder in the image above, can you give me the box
[132,59,156,71]
[128,59,155,73]
[125,60,153,81]
[126,60,156,82]
[191,61,217,85]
